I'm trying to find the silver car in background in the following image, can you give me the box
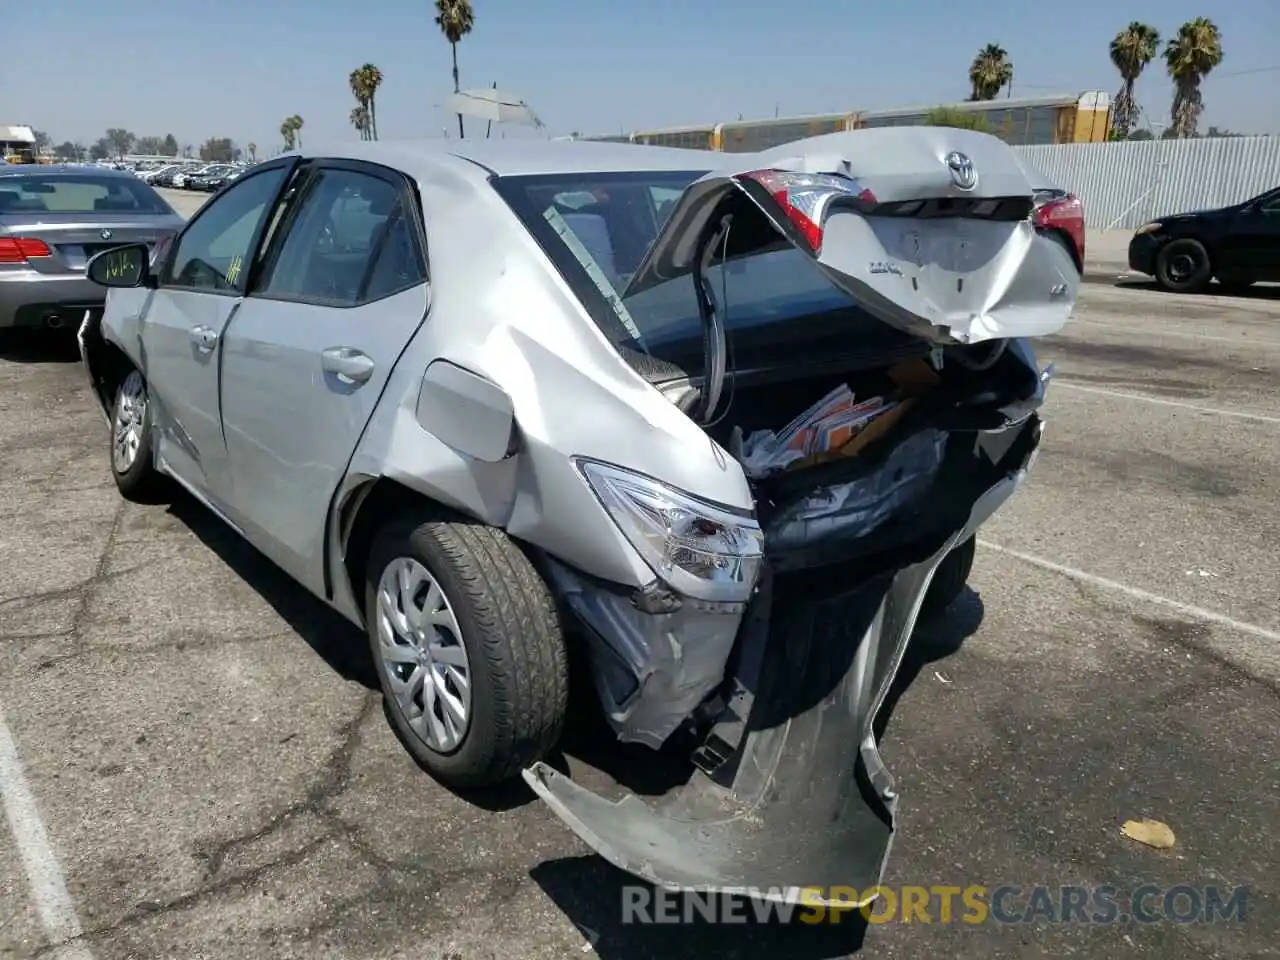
[79,130,1075,903]
[0,165,183,330]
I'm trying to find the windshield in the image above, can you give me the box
[0,174,173,215]
[493,171,863,376]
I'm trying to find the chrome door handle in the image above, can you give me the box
[190,325,218,353]
[321,346,375,385]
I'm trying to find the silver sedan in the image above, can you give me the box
[0,165,184,330]
[78,132,1074,904]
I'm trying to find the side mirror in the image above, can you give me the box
[86,243,151,288]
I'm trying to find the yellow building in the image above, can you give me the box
[581,92,1111,152]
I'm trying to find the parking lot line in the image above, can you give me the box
[977,539,1280,643]
[1051,381,1280,425]
[0,709,94,960]
[1070,319,1280,349]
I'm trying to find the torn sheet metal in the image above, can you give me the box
[525,415,1043,902]
[544,559,745,748]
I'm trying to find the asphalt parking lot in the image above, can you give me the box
[1,190,1277,959]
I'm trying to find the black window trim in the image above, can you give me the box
[244,157,429,310]
[157,157,302,297]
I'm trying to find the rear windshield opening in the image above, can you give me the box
[0,175,173,215]
[493,171,918,381]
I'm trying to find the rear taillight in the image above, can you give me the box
[736,169,877,254]
[0,237,53,264]
[1033,193,1086,268]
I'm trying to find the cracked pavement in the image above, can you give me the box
[0,191,1277,959]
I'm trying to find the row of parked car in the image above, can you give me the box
[136,161,252,193]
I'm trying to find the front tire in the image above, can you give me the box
[364,515,569,790]
[1154,238,1212,294]
[110,369,165,501]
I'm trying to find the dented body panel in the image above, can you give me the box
[78,130,1071,898]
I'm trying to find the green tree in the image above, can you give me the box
[924,107,992,132]
[968,44,1013,101]
[350,105,371,140]
[162,133,179,156]
[1165,18,1223,138]
[1109,22,1160,138]
[199,137,237,162]
[349,63,384,140]
[104,128,136,159]
[435,0,475,137]
[54,141,79,161]
[280,115,304,151]
[247,142,257,161]
[32,130,50,155]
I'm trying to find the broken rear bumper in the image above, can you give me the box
[525,420,1039,903]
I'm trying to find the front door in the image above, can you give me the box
[217,161,430,592]
[140,161,295,502]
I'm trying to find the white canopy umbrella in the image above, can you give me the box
[441,88,544,130]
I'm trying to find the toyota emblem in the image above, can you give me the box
[100,228,113,240]
[944,151,977,190]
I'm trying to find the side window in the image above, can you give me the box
[362,214,427,301]
[164,166,288,292]
[255,168,424,306]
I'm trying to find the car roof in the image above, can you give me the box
[293,139,726,179]
[0,164,137,179]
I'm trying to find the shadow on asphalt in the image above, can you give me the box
[0,327,82,363]
[166,492,380,690]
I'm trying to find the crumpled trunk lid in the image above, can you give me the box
[623,126,1077,345]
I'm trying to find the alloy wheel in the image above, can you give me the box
[375,557,473,752]
[112,371,147,474]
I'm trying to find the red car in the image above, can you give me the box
[1032,187,1085,273]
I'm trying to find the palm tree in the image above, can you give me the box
[348,63,384,140]
[350,105,371,140]
[290,114,304,150]
[1164,18,1224,138]
[968,44,1013,101]
[1109,22,1160,138]
[435,0,475,137]
[280,119,295,151]
[247,142,257,162]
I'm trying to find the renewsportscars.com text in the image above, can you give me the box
[622,884,1250,925]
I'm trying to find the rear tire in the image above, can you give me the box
[364,515,569,790]
[921,535,976,621]
[109,369,165,502]
[1154,239,1212,294]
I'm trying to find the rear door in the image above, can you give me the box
[138,159,298,502]
[216,160,430,593]
[624,127,1078,345]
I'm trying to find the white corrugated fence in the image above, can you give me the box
[1014,136,1280,230]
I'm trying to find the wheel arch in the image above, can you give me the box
[334,475,460,626]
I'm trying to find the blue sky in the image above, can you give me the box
[8,0,1278,151]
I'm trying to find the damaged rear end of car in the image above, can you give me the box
[488,127,1074,903]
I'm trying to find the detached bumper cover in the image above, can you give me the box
[525,426,1037,903]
